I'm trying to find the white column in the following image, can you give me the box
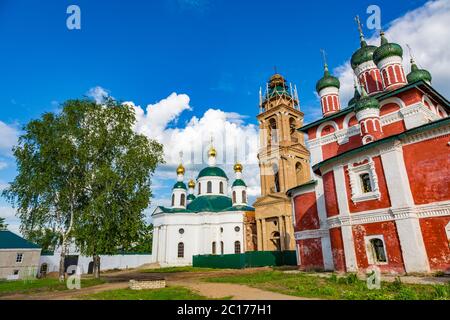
[380,142,430,273]
[315,176,335,271]
[333,166,358,272]
[152,226,159,263]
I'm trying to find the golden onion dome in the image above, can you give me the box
[176,164,185,175]
[208,146,217,157]
[188,179,195,188]
[234,163,243,173]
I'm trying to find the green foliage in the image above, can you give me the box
[0,217,7,230]
[83,286,213,300]
[0,278,104,296]
[24,228,60,251]
[2,98,164,273]
[206,271,450,300]
[129,223,153,253]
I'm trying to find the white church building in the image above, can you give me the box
[151,146,255,266]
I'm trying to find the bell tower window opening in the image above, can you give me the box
[269,118,278,144]
[289,117,298,142]
[171,194,175,206]
[180,194,185,207]
[273,163,280,192]
[219,181,224,194]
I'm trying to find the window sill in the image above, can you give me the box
[352,191,381,203]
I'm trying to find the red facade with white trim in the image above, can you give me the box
[288,82,450,274]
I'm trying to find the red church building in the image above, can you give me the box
[287,26,450,274]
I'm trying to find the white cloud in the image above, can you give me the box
[87,86,110,104]
[0,121,18,157]
[0,162,7,171]
[335,0,450,105]
[128,93,261,199]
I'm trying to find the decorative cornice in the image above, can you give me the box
[294,228,329,240]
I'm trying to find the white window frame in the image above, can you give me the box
[365,235,388,265]
[347,157,381,203]
[16,253,23,263]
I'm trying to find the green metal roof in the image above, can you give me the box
[286,180,318,197]
[407,63,432,84]
[312,117,450,175]
[197,166,228,179]
[299,80,450,132]
[173,181,187,190]
[232,179,247,187]
[373,36,403,65]
[316,68,340,93]
[0,231,41,249]
[351,42,378,69]
[187,194,196,201]
[155,195,255,214]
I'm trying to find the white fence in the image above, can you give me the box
[40,253,153,275]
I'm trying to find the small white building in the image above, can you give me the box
[0,230,41,280]
[152,146,255,266]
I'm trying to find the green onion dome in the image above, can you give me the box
[373,32,403,65]
[197,166,228,179]
[407,59,432,84]
[351,41,378,70]
[316,65,340,93]
[187,194,196,201]
[348,84,361,107]
[173,181,187,190]
[354,87,380,113]
[232,179,247,187]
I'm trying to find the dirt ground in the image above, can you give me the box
[0,267,309,300]
[2,266,447,300]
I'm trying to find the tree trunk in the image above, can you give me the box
[93,255,101,279]
[58,251,66,282]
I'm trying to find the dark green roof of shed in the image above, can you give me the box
[0,231,41,249]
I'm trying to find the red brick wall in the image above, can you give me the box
[382,120,406,137]
[329,228,346,272]
[323,171,339,217]
[352,222,405,273]
[345,156,392,213]
[297,238,324,270]
[321,135,362,160]
[420,216,450,271]
[403,134,450,205]
[294,192,320,232]
[380,102,400,116]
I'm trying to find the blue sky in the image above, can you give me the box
[2,0,449,233]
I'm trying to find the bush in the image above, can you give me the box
[432,285,449,300]
[389,277,403,291]
[394,287,417,300]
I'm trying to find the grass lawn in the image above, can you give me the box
[0,277,105,296]
[83,286,213,300]
[206,271,450,300]
[140,266,217,273]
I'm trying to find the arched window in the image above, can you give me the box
[220,241,224,255]
[269,118,278,144]
[212,242,216,255]
[234,241,241,254]
[232,191,236,203]
[40,263,48,277]
[289,118,297,142]
[273,164,280,192]
[207,181,212,193]
[180,194,185,207]
[270,231,281,251]
[296,162,303,185]
[219,181,224,194]
[369,238,387,263]
[242,190,246,203]
[198,182,201,194]
[177,242,184,258]
[171,194,175,206]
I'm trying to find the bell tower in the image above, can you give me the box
[253,73,311,251]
